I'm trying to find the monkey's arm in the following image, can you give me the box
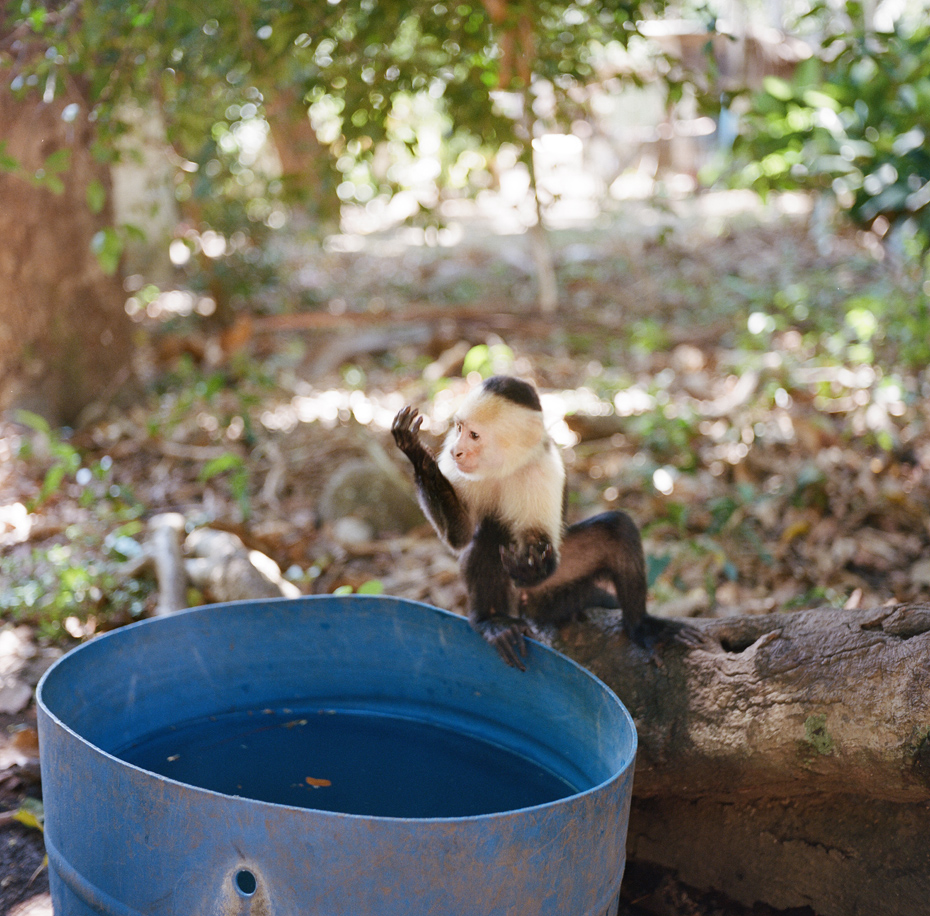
[462,517,532,670]
[392,406,472,550]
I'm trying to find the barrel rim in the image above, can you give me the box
[37,595,637,824]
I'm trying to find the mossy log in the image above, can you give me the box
[554,603,930,916]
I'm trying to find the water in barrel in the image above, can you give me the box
[118,707,578,818]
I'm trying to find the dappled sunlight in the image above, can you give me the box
[260,386,407,433]
[256,379,633,449]
[0,502,31,548]
[0,429,31,547]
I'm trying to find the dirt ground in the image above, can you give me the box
[0,710,49,914]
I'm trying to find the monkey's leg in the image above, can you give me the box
[523,511,703,648]
[463,518,531,670]
[598,511,649,638]
[578,511,704,649]
[520,512,643,626]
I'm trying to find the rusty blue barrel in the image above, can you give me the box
[37,596,636,915]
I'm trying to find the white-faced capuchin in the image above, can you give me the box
[392,374,697,669]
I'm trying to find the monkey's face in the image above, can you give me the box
[444,382,548,481]
[449,419,500,477]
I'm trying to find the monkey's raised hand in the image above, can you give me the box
[392,406,430,465]
[474,614,532,671]
[499,534,557,587]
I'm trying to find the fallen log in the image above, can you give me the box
[553,603,930,916]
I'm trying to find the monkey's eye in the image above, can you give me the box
[469,430,480,441]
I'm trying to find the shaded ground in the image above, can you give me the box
[1,191,928,913]
[0,710,48,913]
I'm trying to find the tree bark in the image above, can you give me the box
[0,79,135,426]
[554,604,930,916]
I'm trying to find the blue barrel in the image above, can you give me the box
[37,596,636,916]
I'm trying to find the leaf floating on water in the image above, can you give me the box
[305,776,332,788]
[283,719,308,729]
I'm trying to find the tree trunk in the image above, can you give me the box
[554,604,930,916]
[0,80,135,426]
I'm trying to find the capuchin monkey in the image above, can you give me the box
[392,375,697,669]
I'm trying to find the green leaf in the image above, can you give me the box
[122,223,146,242]
[15,409,52,435]
[43,175,65,195]
[90,228,123,275]
[43,149,71,174]
[801,89,839,111]
[86,179,107,214]
[763,76,793,102]
[0,142,20,173]
[792,55,822,90]
[39,465,67,503]
[198,453,244,481]
[27,8,48,31]
[845,302,879,342]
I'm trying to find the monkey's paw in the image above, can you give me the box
[500,535,557,587]
[474,614,532,671]
[391,406,427,459]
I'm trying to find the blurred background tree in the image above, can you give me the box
[3,0,930,426]
[729,0,930,260]
[0,0,671,423]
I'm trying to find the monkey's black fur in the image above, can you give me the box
[481,375,543,412]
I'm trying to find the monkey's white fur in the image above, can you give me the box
[437,384,566,550]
